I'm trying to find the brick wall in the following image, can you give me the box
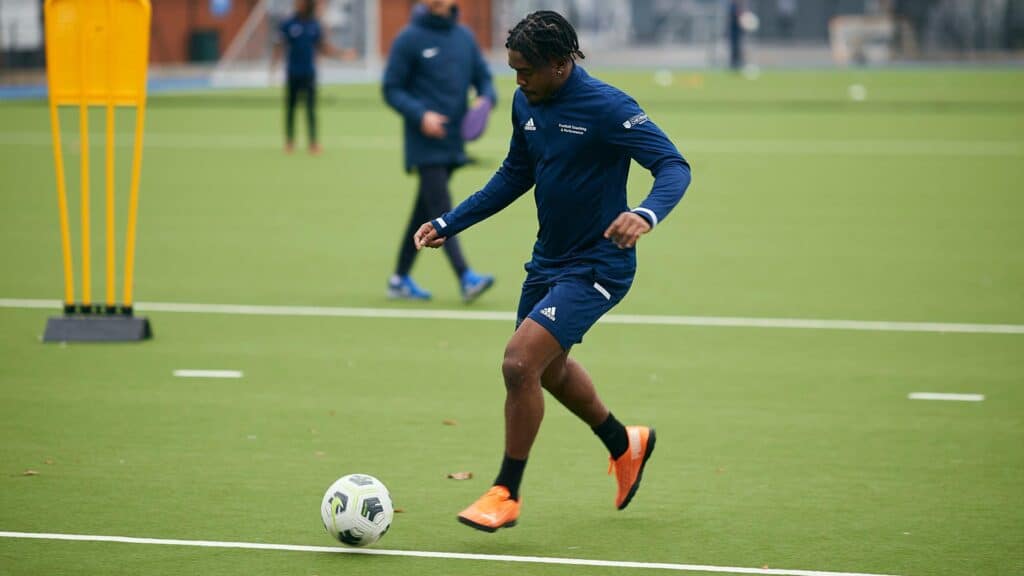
[149,0,259,64]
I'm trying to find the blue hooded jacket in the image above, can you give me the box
[382,5,497,172]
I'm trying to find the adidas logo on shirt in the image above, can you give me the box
[524,117,536,131]
[539,306,556,321]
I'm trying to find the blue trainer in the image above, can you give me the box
[387,275,432,300]
[460,270,495,303]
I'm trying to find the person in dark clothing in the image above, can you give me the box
[728,0,746,70]
[413,11,690,532]
[271,0,353,154]
[382,0,496,302]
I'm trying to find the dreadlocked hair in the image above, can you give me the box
[505,11,585,66]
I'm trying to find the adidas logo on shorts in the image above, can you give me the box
[539,306,556,321]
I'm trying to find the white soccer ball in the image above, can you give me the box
[320,474,394,547]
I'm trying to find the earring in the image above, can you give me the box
[557,69,564,76]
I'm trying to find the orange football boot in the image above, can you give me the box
[457,485,520,532]
[608,426,656,510]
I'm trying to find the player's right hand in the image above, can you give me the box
[421,111,449,139]
[414,222,446,250]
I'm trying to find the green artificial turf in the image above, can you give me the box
[1,69,1022,575]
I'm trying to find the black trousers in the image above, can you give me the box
[285,75,317,145]
[729,30,744,69]
[395,164,468,278]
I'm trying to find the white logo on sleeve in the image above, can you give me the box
[524,117,536,131]
[539,307,557,321]
[622,113,649,129]
[422,47,439,58]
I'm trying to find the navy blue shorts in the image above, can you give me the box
[515,264,634,350]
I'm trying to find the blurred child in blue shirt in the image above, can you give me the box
[272,0,353,154]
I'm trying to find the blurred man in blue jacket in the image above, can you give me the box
[383,0,496,302]
[413,11,691,532]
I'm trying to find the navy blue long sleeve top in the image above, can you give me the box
[431,65,691,274]
[382,6,497,172]
[279,15,322,78]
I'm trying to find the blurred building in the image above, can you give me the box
[2,0,1023,83]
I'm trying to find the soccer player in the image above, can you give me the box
[271,0,354,155]
[382,0,496,302]
[413,11,691,531]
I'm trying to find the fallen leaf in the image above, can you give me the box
[23,470,39,476]
[442,419,458,426]
[447,471,473,480]
[314,451,326,458]
[44,459,54,465]
[394,508,405,513]
[328,410,336,417]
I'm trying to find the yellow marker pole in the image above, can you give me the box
[123,87,146,310]
[105,104,116,310]
[78,10,91,310]
[48,102,75,308]
[123,0,151,311]
[105,0,116,311]
[79,102,91,309]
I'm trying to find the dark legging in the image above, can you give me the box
[285,75,317,145]
[396,164,469,278]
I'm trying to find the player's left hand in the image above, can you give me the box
[604,212,651,249]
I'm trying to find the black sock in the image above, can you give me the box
[592,412,629,459]
[493,454,527,501]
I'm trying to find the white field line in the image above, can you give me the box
[173,369,243,379]
[2,298,1023,335]
[0,531,900,576]
[0,131,1021,157]
[908,392,985,402]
